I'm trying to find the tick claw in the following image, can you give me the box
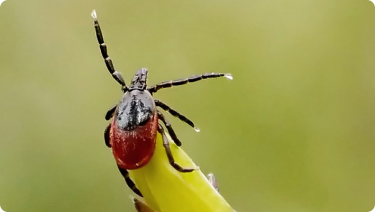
[91,10,97,19]
[224,73,233,80]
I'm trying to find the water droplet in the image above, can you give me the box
[194,127,200,132]
[224,73,233,80]
[91,10,97,19]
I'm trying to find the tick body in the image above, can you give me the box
[111,86,158,170]
[92,10,232,197]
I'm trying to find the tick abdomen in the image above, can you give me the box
[111,112,158,170]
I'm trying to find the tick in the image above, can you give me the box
[91,10,232,197]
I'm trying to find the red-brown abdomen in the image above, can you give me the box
[110,113,159,170]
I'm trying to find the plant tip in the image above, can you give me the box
[224,73,233,80]
[91,10,97,19]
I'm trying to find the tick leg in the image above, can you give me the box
[157,110,182,146]
[148,72,232,94]
[91,10,128,92]
[104,123,111,148]
[154,99,198,131]
[105,104,117,120]
[158,124,196,173]
[117,165,143,197]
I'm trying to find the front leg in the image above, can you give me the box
[147,72,232,94]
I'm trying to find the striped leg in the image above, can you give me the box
[117,165,143,197]
[154,99,199,132]
[157,110,182,146]
[148,72,232,94]
[158,124,197,173]
[91,10,128,92]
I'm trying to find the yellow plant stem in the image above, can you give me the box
[129,133,235,212]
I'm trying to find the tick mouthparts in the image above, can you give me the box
[224,73,233,80]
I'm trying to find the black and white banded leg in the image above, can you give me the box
[91,10,128,92]
[155,99,199,133]
[157,110,182,146]
[148,72,232,94]
[117,165,143,197]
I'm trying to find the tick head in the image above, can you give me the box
[129,68,148,91]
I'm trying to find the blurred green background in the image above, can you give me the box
[1,0,375,211]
